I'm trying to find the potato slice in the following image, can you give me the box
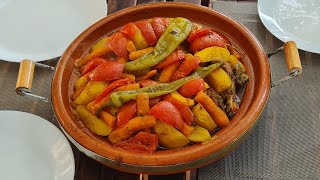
[194,46,230,62]
[74,75,89,90]
[154,120,190,148]
[228,55,246,72]
[192,103,218,132]
[74,81,107,105]
[187,126,211,143]
[206,67,232,94]
[76,106,112,136]
[170,91,194,106]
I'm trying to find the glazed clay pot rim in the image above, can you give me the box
[52,2,270,167]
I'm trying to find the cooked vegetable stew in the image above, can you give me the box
[71,17,249,153]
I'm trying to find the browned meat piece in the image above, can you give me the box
[235,64,249,89]
[204,88,226,111]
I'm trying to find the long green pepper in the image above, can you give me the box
[96,62,223,114]
[124,17,192,72]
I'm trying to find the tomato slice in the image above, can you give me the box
[162,18,171,27]
[135,20,158,46]
[149,101,184,130]
[114,132,158,153]
[178,79,205,98]
[189,34,227,53]
[139,79,157,87]
[171,56,200,81]
[163,94,194,124]
[179,106,194,125]
[187,28,230,44]
[120,22,136,38]
[80,58,107,75]
[88,61,124,81]
[95,78,133,103]
[187,28,213,43]
[106,32,128,57]
[154,50,185,69]
[151,17,167,39]
[116,101,137,128]
[120,22,148,50]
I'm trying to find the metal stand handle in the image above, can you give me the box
[15,59,55,102]
[267,41,302,87]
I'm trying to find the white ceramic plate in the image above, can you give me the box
[0,0,107,62]
[258,0,320,54]
[0,111,75,180]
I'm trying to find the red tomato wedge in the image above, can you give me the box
[151,17,167,39]
[135,20,157,46]
[162,18,171,27]
[190,34,227,53]
[154,50,185,69]
[163,94,194,124]
[95,78,133,103]
[120,22,137,38]
[187,28,230,44]
[139,79,157,87]
[171,56,200,81]
[106,32,128,57]
[179,106,194,125]
[88,61,124,82]
[149,101,184,130]
[114,132,158,153]
[80,58,107,75]
[187,28,213,43]
[116,101,137,128]
[178,79,205,98]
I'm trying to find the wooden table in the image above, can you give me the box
[76,0,255,179]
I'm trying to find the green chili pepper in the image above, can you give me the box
[96,62,223,114]
[124,17,192,72]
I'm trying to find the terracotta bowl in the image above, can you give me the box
[52,2,270,174]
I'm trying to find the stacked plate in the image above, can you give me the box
[0,111,74,180]
[0,0,107,62]
[258,0,320,54]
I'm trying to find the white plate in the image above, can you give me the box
[0,111,75,180]
[258,0,320,54]
[0,0,107,62]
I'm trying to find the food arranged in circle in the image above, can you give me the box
[71,17,249,153]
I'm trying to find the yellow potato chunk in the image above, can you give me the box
[154,120,190,148]
[192,103,218,132]
[76,106,112,136]
[228,55,246,72]
[170,91,194,106]
[187,126,211,143]
[206,67,232,93]
[194,46,230,62]
[74,75,89,91]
